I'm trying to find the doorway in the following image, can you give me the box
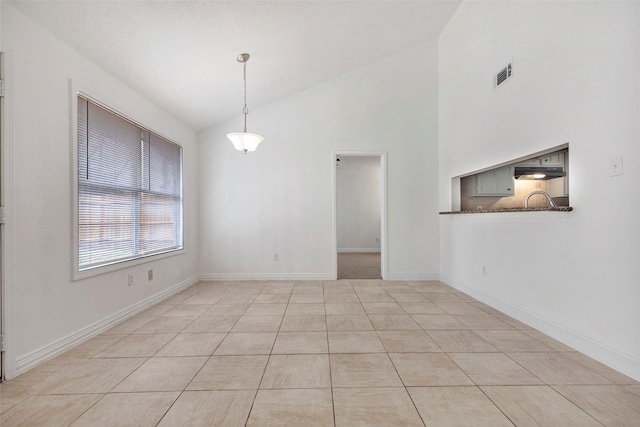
[333,151,387,280]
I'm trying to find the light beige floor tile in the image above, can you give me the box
[96,334,176,358]
[289,293,324,303]
[449,352,543,385]
[436,302,486,315]
[214,332,277,355]
[369,314,420,331]
[280,314,326,331]
[565,352,639,384]
[323,283,356,294]
[293,282,324,293]
[182,293,223,305]
[554,384,640,426]
[522,329,576,351]
[159,293,191,305]
[231,315,283,332]
[247,389,333,427]
[155,333,226,356]
[0,383,32,415]
[388,292,428,303]
[323,293,360,302]
[482,385,602,426]
[137,304,175,316]
[389,352,473,386]
[217,295,257,303]
[158,390,255,427]
[625,384,640,397]
[326,314,373,331]
[131,316,196,334]
[203,303,250,316]
[188,355,268,390]
[103,316,153,335]
[412,314,467,330]
[113,356,207,392]
[260,354,330,389]
[357,294,395,303]
[1,394,102,427]
[44,357,147,394]
[399,302,446,314]
[285,303,325,315]
[253,293,291,304]
[409,386,513,426]
[162,304,212,317]
[509,352,612,385]
[333,387,423,427]
[428,329,498,352]
[183,316,239,333]
[324,302,365,315]
[454,314,514,329]
[58,334,126,359]
[260,286,294,295]
[331,353,402,387]
[377,330,441,352]
[272,332,328,354]
[475,329,555,352]
[361,302,405,314]
[71,392,179,426]
[328,331,386,353]
[422,292,464,302]
[244,303,288,316]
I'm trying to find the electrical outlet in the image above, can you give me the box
[128,273,134,286]
[148,269,153,281]
[482,265,487,276]
[273,252,279,261]
[609,156,623,176]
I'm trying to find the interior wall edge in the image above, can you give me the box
[441,275,640,382]
[12,275,199,379]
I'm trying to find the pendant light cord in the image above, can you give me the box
[243,60,248,133]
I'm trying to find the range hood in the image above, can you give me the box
[514,166,566,180]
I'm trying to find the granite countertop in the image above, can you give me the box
[439,207,573,215]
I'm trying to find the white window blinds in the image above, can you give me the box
[77,96,183,271]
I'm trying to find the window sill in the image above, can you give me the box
[72,248,185,281]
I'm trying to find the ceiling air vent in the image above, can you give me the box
[494,62,513,89]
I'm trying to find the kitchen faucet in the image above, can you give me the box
[525,191,557,208]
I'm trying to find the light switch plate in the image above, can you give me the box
[609,156,623,176]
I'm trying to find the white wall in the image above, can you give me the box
[337,156,381,253]
[439,1,640,379]
[198,42,440,280]
[1,4,199,378]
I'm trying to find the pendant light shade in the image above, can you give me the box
[227,132,264,153]
[227,53,264,154]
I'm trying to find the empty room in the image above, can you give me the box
[0,0,639,425]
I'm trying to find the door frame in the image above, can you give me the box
[332,150,387,280]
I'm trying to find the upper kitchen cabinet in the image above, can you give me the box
[476,166,514,196]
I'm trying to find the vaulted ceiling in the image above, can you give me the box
[10,0,461,131]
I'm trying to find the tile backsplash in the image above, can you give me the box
[460,176,569,211]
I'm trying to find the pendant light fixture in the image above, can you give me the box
[227,53,264,154]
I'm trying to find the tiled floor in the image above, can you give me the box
[1,280,639,426]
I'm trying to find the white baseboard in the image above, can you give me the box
[199,273,335,281]
[337,248,381,253]
[441,275,640,382]
[15,275,199,376]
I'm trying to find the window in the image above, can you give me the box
[76,95,183,272]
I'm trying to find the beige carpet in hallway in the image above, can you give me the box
[338,252,381,279]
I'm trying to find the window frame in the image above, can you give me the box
[71,86,185,281]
